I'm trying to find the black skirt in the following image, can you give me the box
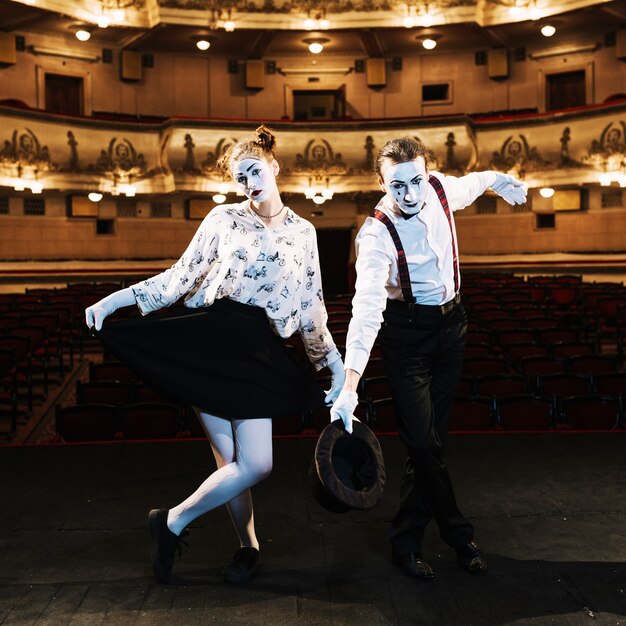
[94,298,326,419]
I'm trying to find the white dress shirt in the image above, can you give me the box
[345,170,497,376]
[131,200,340,370]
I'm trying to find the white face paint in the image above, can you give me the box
[233,157,278,204]
[380,157,428,215]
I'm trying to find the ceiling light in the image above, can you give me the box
[304,37,329,54]
[30,182,43,194]
[97,16,110,28]
[541,24,556,37]
[88,192,103,202]
[75,29,91,41]
[196,39,210,51]
[212,193,226,204]
[223,20,236,32]
[422,37,437,49]
[403,16,415,28]
[312,195,326,205]
[539,187,555,198]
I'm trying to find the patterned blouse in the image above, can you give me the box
[130,200,341,370]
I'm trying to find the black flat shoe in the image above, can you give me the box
[148,509,189,584]
[392,552,435,581]
[223,547,260,584]
[456,541,487,574]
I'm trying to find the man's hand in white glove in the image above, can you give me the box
[85,287,137,331]
[324,356,346,406]
[330,389,360,434]
[491,173,527,205]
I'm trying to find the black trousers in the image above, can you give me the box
[380,298,474,555]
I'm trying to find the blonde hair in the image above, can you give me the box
[219,124,277,177]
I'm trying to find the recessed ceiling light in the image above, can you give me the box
[303,37,329,54]
[75,29,91,41]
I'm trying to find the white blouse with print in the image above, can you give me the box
[130,200,340,371]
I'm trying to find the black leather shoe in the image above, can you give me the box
[223,547,260,583]
[456,541,487,574]
[392,552,435,581]
[148,509,189,584]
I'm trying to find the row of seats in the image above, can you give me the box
[55,402,192,442]
[372,394,624,432]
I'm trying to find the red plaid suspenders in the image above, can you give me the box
[371,174,459,303]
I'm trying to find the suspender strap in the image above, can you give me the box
[428,174,459,293]
[371,175,459,302]
[371,209,415,304]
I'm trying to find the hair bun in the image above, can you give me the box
[255,124,276,152]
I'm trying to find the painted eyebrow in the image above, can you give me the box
[246,161,262,172]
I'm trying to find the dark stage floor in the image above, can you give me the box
[1,434,625,625]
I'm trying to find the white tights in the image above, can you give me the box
[167,411,273,550]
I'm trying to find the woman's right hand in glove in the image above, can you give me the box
[85,287,136,331]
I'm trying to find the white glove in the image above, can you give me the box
[491,172,527,205]
[85,287,136,331]
[330,389,360,434]
[324,356,346,406]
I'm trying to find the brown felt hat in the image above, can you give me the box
[308,420,386,513]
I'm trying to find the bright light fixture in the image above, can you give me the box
[88,192,103,202]
[13,180,25,192]
[419,14,435,27]
[318,18,330,29]
[312,195,326,205]
[599,173,612,187]
[196,39,211,51]
[303,18,316,30]
[403,16,415,28]
[212,193,226,204]
[75,29,91,41]
[30,182,43,194]
[541,24,556,37]
[308,41,324,54]
[539,187,555,198]
[224,20,236,32]
[422,38,437,50]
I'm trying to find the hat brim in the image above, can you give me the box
[309,420,386,513]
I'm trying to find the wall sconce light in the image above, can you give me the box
[598,167,626,186]
[304,178,334,204]
[303,13,330,30]
[304,37,329,54]
[212,182,230,204]
[539,187,555,198]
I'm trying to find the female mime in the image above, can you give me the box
[85,125,345,585]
